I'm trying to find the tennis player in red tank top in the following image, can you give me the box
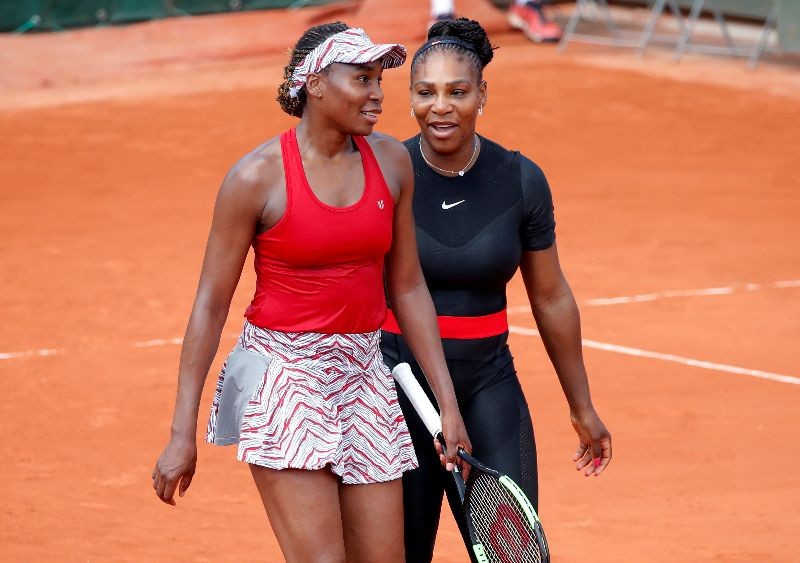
[151,23,471,562]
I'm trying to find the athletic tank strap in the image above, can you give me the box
[351,134,384,185]
[279,128,390,211]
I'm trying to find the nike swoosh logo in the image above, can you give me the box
[441,200,466,210]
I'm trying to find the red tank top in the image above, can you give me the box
[244,128,394,334]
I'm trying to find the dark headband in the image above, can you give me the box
[412,37,478,64]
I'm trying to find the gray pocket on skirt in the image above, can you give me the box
[211,345,270,445]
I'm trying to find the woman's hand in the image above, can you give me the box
[435,409,472,475]
[571,407,612,477]
[152,435,197,505]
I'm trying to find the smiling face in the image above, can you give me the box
[308,61,385,136]
[411,49,487,156]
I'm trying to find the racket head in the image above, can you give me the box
[460,451,550,563]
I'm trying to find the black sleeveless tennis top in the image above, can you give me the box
[403,134,556,318]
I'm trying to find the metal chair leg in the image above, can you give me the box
[673,0,704,62]
[636,0,667,57]
[711,1,739,55]
[558,0,590,53]
[748,5,778,69]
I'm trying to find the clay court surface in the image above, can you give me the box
[1,0,799,560]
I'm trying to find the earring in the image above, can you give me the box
[479,106,483,116]
[410,107,414,118]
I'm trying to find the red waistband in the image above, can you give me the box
[382,309,509,340]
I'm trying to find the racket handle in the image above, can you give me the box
[392,363,442,438]
[451,457,467,501]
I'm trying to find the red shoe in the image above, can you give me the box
[507,3,562,43]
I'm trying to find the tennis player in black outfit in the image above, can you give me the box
[379,18,613,562]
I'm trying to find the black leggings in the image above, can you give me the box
[380,332,539,563]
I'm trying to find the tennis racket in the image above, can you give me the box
[392,362,550,563]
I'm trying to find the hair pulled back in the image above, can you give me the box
[412,18,496,81]
[276,21,349,118]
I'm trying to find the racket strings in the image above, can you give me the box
[466,474,543,563]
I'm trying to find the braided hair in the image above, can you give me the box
[276,21,349,117]
[411,18,496,83]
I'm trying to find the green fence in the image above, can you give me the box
[776,0,800,52]
[639,0,799,53]
[0,0,301,32]
[569,0,800,54]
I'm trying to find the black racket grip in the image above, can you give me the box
[436,432,467,501]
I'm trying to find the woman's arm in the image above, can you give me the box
[152,159,266,505]
[382,144,471,470]
[520,244,612,476]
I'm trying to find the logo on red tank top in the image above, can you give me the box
[377,199,385,209]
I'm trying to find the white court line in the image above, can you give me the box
[0,348,62,360]
[134,338,184,348]
[20,329,788,385]
[3,279,798,385]
[0,335,234,361]
[507,279,800,313]
[509,325,800,385]
[3,331,798,385]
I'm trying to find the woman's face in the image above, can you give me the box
[311,61,385,136]
[410,50,487,155]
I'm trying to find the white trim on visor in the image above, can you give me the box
[289,28,406,98]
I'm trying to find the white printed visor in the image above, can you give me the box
[289,28,406,98]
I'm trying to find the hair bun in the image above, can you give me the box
[427,17,495,67]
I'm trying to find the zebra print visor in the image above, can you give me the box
[289,28,406,98]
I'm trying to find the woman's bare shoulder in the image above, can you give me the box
[227,135,282,186]
[217,134,285,203]
[364,131,407,161]
[363,132,411,200]
[364,132,412,180]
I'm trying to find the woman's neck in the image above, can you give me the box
[296,117,353,160]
